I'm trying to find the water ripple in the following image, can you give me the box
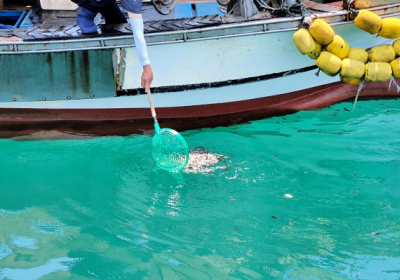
[0,257,82,280]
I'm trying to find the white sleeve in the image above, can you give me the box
[128,17,150,66]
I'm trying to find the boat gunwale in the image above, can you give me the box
[0,3,400,54]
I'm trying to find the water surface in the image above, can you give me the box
[0,99,399,279]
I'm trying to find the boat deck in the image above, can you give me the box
[0,1,230,41]
[0,0,345,43]
[0,14,224,42]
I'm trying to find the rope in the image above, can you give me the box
[253,0,316,19]
[389,76,400,93]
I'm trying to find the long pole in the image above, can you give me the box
[0,0,4,10]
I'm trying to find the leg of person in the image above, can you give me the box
[71,0,99,34]
[77,7,98,34]
[98,1,127,24]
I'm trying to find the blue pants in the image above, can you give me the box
[71,0,127,24]
[0,23,13,29]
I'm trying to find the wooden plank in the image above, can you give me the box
[354,0,400,9]
[303,0,343,12]
[178,0,217,4]
[143,0,216,3]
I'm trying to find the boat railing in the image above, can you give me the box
[1,2,400,54]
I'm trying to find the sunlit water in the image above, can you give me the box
[0,99,399,280]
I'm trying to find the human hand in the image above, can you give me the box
[141,64,153,93]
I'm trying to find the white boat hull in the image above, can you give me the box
[0,3,399,137]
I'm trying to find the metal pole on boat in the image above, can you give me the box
[232,0,259,19]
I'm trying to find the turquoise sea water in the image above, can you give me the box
[0,99,399,280]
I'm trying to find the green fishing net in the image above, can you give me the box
[152,124,189,171]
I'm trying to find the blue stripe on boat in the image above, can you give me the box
[195,2,223,16]
[174,3,194,19]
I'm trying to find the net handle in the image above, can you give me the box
[146,89,161,133]
[146,89,157,119]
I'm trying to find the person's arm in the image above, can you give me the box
[128,13,153,92]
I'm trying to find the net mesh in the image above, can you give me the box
[152,128,189,171]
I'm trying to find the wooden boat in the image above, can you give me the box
[0,0,399,138]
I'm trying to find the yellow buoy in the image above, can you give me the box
[364,62,392,82]
[354,10,382,34]
[340,58,365,79]
[340,75,362,85]
[316,51,342,76]
[368,44,396,63]
[393,39,400,57]
[307,41,322,59]
[309,19,335,45]
[378,17,400,39]
[390,57,400,78]
[293,28,316,55]
[348,47,369,63]
[326,35,350,59]
[321,69,339,77]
